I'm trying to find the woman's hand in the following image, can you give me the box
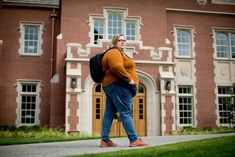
[128,79,135,84]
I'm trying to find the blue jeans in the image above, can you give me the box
[101,81,138,143]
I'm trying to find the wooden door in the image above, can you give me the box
[92,83,147,136]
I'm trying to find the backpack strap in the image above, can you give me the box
[103,46,123,57]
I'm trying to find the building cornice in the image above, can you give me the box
[2,1,60,9]
[166,8,235,16]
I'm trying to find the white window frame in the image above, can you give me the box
[126,20,138,41]
[214,29,235,60]
[90,8,141,45]
[107,11,124,39]
[16,80,41,126]
[174,27,195,58]
[19,22,43,56]
[177,86,194,126]
[217,86,233,126]
[93,18,105,44]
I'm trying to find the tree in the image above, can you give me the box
[227,83,235,128]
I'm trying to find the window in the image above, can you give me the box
[178,86,194,125]
[216,32,229,58]
[91,9,139,44]
[19,83,39,125]
[215,31,235,59]
[95,98,101,119]
[217,86,233,125]
[139,99,144,119]
[126,21,137,41]
[94,19,104,44]
[138,84,144,93]
[231,34,235,58]
[176,29,192,57]
[20,23,43,55]
[24,25,39,54]
[108,12,123,39]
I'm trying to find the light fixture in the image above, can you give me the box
[165,80,171,91]
[70,77,77,89]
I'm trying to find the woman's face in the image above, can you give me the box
[116,35,126,49]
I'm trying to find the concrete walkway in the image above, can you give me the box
[0,133,235,157]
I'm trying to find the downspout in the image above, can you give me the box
[49,9,58,128]
[50,9,57,77]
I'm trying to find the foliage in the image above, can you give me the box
[222,83,235,127]
[226,83,235,109]
[170,126,235,135]
[0,125,65,138]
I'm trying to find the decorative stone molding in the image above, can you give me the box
[67,43,90,58]
[158,47,173,62]
[57,33,62,39]
[68,40,173,65]
[180,66,189,77]
[50,74,59,83]
[214,61,231,83]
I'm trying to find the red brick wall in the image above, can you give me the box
[166,4,235,127]
[68,95,79,131]
[0,6,55,126]
[61,0,167,46]
[1,0,235,131]
[60,0,168,87]
[164,96,174,135]
[50,34,66,128]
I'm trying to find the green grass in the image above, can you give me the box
[0,125,234,146]
[69,136,235,157]
[0,131,101,145]
[0,136,100,145]
[0,125,100,145]
[0,136,75,145]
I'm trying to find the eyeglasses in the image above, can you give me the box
[117,39,126,42]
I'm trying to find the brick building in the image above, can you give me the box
[0,0,234,135]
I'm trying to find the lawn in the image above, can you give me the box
[1,125,235,157]
[69,136,235,157]
[0,125,99,145]
[0,125,235,145]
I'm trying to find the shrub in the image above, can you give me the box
[170,126,235,135]
[0,125,66,138]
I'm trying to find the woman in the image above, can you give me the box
[100,34,149,147]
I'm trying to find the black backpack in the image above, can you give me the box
[89,48,114,83]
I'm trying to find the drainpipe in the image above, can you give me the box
[50,9,57,77]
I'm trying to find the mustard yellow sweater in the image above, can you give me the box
[101,48,139,87]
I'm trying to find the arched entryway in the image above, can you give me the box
[92,83,147,136]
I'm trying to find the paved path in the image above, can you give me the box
[1,133,235,157]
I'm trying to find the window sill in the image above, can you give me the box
[20,53,41,57]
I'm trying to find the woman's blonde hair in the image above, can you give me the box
[108,34,124,48]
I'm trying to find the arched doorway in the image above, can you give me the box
[92,83,147,136]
